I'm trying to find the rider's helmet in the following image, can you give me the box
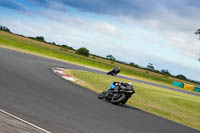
[127,82,133,86]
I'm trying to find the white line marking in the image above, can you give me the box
[53,70,64,74]
[62,76,76,81]
[0,109,51,133]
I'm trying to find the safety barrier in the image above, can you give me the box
[172,81,184,88]
[183,84,195,91]
[172,81,200,93]
[194,86,200,92]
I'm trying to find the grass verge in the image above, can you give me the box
[65,69,200,130]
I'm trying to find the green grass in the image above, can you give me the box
[66,69,200,130]
[0,31,115,69]
[0,31,198,90]
[122,68,173,84]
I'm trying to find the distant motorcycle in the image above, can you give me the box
[97,82,135,105]
[107,67,120,76]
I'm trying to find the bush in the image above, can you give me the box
[161,69,171,76]
[35,36,45,42]
[76,47,89,57]
[106,55,116,61]
[176,74,187,80]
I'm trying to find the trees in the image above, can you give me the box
[106,55,116,61]
[161,69,171,75]
[61,45,74,50]
[195,28,200,40]
[0,25,11,32]
[129,62,139,67]
[195,28,200,61]
[129,62,135,66]
[176,74,187,80]
[147,63,154,71]
[76,47,89,57]
[35,36,45,42]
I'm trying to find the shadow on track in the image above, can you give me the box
[122,104,141,111]
[99,98,141,111]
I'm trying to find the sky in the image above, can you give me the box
[0,0,200,81]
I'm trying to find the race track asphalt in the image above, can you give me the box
[0,47,199,133]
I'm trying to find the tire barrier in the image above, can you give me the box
[172,81,184,88]
[183,84,195,91]
[194,86,200,92]
[172,81,200,93]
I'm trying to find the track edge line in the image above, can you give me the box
[0,109,51,133]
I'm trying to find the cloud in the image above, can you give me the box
[25,0,158,18]
[118,4,200,61]
[0,0,27,11]
[39,10,125,40]
[25,0,200,18]
[2,0,199,60]
[47,1,67,11]
[27,0,67,11]
[165,32,200,59]
[25,0,200,57]
[94,22,126,40]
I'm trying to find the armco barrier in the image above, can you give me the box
[194,86,200,92]
[183,84,195,91]
[172,81,184,88]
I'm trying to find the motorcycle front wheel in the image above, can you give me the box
[97,91,107,99]
[111,93,126,105]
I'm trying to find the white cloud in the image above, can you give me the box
[166,32,200,59]
[183,60,200,70]
[0,19,43,36]
[118,5,200,61]
[40,10,126,40]
[94,21,126,40]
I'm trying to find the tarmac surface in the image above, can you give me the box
[0,47,199,133]
[0,111,45,133]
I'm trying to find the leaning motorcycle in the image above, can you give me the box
[97,85,134,105]
[107,68,120,76]
[107,69,117,76]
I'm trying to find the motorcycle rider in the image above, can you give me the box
[106,81,134,96]
[113,67,120,74]
[107,67,120,75]
[98,81,135,104]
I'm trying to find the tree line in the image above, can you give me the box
[0,25,11,33]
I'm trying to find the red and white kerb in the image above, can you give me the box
[52,67,75,81]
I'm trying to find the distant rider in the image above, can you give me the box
[113,67,120,74]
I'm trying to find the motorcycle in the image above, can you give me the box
[107,67,120,76]
[97,83,135,105]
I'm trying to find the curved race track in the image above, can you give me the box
[0,47,199,133]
